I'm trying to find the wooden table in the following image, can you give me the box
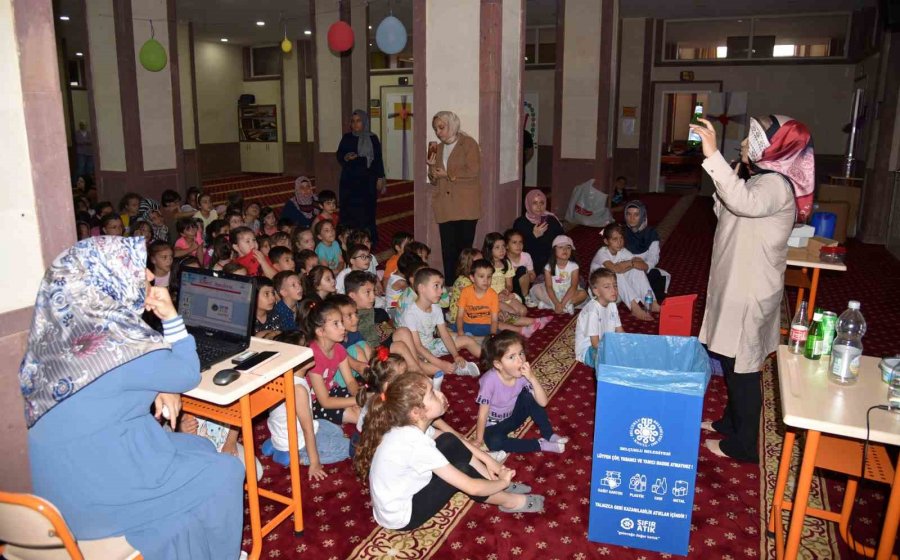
[785,247,847,321]
[769,346,900,560]
[182,337,314,560]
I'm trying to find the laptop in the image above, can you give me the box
[176,267,258,371]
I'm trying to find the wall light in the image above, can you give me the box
[59,15,70,21]
[256,21,265,26]
[304,30,312,35]
[220,38,229,42]
[75,52,83,57]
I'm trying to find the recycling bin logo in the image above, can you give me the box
[630,417,664,447]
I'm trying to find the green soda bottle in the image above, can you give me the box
[804,308,823,360]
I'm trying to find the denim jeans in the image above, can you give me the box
[299,419,350,465]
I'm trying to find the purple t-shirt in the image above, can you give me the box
[476,369,532,424]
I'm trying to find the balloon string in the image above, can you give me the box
[149,19,155,39]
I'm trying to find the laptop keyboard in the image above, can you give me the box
[195,339,245,371]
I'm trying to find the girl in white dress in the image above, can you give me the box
[590,223,660,321]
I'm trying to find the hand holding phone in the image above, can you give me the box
[427,142,438,162]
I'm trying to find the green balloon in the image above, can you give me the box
[139,38,167,72]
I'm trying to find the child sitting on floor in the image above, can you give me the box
[589,222,660,322]
[254,277,285,337]
[304,265,336,301]
[448,248,482,325]
[301,299,360,425]
[269,246,295,273]
[261,330,350,478]
[173,218,203,261]
[326,293,371,387]
[313,190,340,227]
[473,331,567,454]
[335,243,372,294]
[401,268,482,378]
[385,251,420,319]
[457,259,542,338]
[314,220,344,273]
[272,270,303,331]
[529,235,588,314]
[231,226,277,278]
[575,268,624,365]
[504,229,536,301]
[354,372,544,531]
[382,231,413,292]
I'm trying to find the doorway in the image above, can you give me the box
[658,92,708,191]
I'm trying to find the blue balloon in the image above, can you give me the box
[376,15,407,55]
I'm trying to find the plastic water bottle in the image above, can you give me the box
[644,290,654,309]
[788,300,809,354]
[432,371,444,392]
[830,300,866,385]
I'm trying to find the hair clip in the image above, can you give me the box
[380,392,386,402]
[376,346,390,362]
[309,301,317,309]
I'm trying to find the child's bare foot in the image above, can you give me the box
[631,303,653,321]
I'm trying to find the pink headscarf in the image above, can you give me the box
[749,115,816,221]
[524,189,557,225]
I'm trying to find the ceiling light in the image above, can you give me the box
[220,38,229,42]
[368,25,372,29]
[304,30,312,35]
[256,21,265,26]
[59,15,70,21]
[69,81,78,86]
[75,52,83,57]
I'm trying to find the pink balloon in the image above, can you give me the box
[327,21,354,52]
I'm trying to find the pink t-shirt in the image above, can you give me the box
[509,251,534,272]
[309,340,348,401]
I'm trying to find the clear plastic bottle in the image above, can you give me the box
[788,301,809,354]
[829,300,866,385]
[644,290,654,310]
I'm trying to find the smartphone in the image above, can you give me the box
[427,141,438,159]
[231,350,258,364]
[687,102,704,147]
[234,351,278,372]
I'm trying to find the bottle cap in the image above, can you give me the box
[848,300,860,310]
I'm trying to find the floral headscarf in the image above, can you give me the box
[19,236,169,427]
[748,115,816,221]
[292,176,318,221]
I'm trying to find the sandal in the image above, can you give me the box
[499,494,545,513]
[505,482,532,494]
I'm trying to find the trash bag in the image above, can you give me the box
[564,179,613,227]
[595,333,711,396]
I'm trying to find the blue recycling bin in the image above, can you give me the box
[588,333,711,556]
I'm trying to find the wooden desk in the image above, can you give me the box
[182,338,314,560]
[785,248,847,320]
[769,346,900,560]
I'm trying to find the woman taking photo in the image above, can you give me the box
[337,109,386,245]
[426,110,482,277]
[22,236,245,559]
[690,115,814,463]
[512,189,565,276]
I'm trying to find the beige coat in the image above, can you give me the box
[699,152,796,373]
[429,134,482,223]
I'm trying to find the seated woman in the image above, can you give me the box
[23,236,245,560]
[622,200,670,302]
[512,189,565,280]
[280,176,318,229]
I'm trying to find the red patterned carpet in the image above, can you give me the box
[206,178,898,559]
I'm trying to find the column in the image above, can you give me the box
[85,0,183,202]
[413,0,524,269]
[0,0,75,491]
[551,0,618,214]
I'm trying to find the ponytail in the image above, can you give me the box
[355,348,406,408]
[353,372,430,481]
[480,330,526,371]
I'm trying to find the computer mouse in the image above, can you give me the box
[212,368,241,386]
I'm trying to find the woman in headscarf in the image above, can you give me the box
[23,236,245,559]
[137,197,169,242]
[337,109,387,245]
[513,189,565,276]
[427,110,483,277]
[622,200,669,302]
[280,175,318,229]
[690,115,814,463]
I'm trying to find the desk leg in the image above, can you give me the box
[769,430,796,560]
[876,463,900,560]
[784,430,821,560]
[282,368,305,535]
[806,268,820,321]
[240,395,262,560]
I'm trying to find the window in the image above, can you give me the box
[250,45,281,78]
[661,13,849,62]
[525,26,556,66]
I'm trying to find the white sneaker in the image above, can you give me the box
[488,450,509,462]
[454,361,481,377]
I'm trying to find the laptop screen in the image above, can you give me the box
[177,268,256,338]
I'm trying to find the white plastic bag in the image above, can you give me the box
[564,179,613,227]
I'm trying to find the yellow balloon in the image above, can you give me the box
[281,38,293,53]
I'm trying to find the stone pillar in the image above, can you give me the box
[0,0,75,491]
[350,0,369,114]
[551,0,618,214]
[413,0,523,270]
[85,0,183,203]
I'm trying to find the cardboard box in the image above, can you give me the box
[818,183,861,237]
[807,236,838,258]
[811,200,850,243]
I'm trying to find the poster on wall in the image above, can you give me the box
[704,92,748,160]
[524,93,539,187]
[380,86,415,181]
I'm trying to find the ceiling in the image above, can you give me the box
[53,0,873,58]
